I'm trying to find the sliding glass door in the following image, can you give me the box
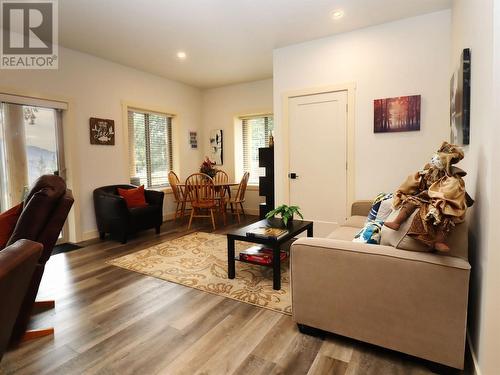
[0,101,66,241]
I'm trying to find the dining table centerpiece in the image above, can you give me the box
[200,157,217,178]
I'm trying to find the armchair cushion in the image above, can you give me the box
[0,203,22,250]
[118,185,147,208]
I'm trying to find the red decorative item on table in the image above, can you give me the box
[200,157,217,178]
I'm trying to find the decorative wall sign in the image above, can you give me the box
[450,48,471,145]
[90,117,115,145]
[189,130,198,149]
[209,129,223,165]
[374,95,421,133]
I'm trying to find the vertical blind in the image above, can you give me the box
[242,115,273,184]
[128,109,173,188]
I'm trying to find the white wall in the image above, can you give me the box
[451,1,500,374]
[273,10,452,205]
[0,47,203,239]
[201,79,273,214]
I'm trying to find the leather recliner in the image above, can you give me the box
[93,185,164,244]
[0,240,42,361]
[5,175,74,344]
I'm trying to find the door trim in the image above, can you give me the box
[0,87,82,243]
[281,83,356,219]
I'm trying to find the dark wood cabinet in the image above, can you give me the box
[258,147,274,219]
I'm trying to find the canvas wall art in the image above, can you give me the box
[374,95,421,133]
[189,130,198,149]
[209,129,223,165]
[450,48,471,145]
[90,117,115,145]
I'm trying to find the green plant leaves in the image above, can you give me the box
[264,204,303,222]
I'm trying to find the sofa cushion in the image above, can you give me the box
[381,209,469,260]
[327,226,360,241]
[342,215,366,228]
[381,209,429,252]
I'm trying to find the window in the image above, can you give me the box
[128,109,173,188]
[241,115,273,184]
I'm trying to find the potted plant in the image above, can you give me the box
[265,204,303,227]
[200,157,217,178]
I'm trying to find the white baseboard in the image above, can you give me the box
[467,330,482,375]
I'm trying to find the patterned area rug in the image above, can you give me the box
[107,232,291,315]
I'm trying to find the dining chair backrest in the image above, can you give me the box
[214,170,229,185]
[168,171,182,202]
[185,173,216,205]
[235,172,250,202]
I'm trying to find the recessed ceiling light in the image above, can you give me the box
[176,51,187,60]
[331,9,344,20]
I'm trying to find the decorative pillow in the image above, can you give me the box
[366,193,393,222]
[353,220,384,244]
[117,186,148,208]
[375,198,394,222]
[380,208,430,252]
[0,203,23,249]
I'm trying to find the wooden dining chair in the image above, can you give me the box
[227,172,250,223]
[213,169,229,204]
[213,170,229,184]
[168,171,189,221]
[184,173,226,230]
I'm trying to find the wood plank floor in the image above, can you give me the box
[0,216,468,375]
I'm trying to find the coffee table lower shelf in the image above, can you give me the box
[226,218,314,290]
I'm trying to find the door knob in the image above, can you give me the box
[288,173,299,179]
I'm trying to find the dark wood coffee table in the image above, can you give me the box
[227,218,313,290]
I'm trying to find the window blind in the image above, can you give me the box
[241,115,273,184]
[128,109,173,188]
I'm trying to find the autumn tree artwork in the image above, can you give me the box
[374,95,421,133]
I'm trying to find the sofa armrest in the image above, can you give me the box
[350,200,373,217]
[144,189,165,207]
[290,238,470,369]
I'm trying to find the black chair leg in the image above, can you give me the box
[99,232,106,240]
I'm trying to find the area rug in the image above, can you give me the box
[107,232,291,315]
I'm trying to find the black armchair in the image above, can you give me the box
[93,185,164,243]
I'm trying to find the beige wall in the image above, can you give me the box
[273,10,452,205]
[0,46,203,240]
[201,79,273,214]
[451,1,500,374]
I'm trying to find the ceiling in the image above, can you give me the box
[59,0,452,88]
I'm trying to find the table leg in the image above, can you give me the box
[272,244,281,290]
[227,237,235,279]
[307,224,314,237]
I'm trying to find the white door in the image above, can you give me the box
[288,90,348,237]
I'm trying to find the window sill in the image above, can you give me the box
[247,184,259,191]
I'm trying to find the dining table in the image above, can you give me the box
[176,182,240,199]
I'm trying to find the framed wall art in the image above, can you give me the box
[90,117,115,145]
[209,129,223,165]
[374,95,421,133]
[450,48,471,145]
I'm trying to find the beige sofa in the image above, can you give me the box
[290,201,470,369]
